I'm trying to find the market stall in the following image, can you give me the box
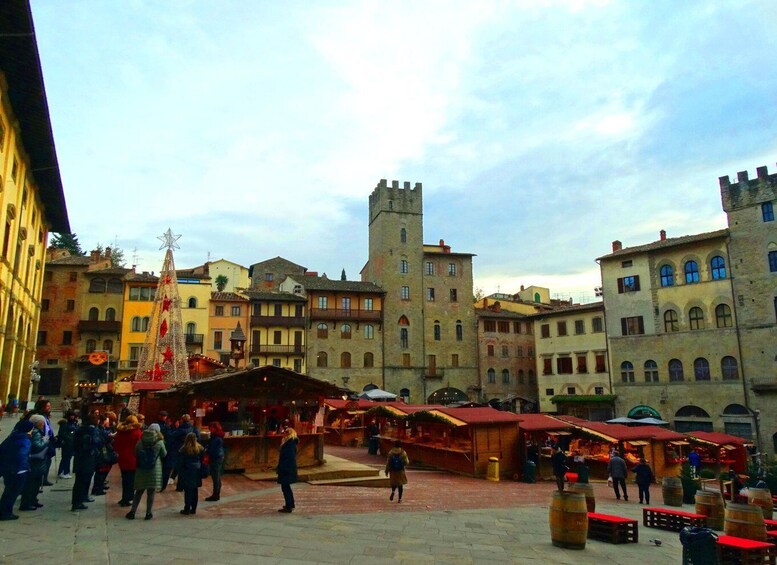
[685,431,750,475]
[322,398,377,446]
[149,366,346,472]
[515,414,576,481]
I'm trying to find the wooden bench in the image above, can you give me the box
[717,534,776,565]
[587,512,638,544]
[643,507,707,532]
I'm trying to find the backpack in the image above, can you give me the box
[388,452,405,472]
[136,445,158,470]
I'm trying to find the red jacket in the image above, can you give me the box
[114,423,143,470]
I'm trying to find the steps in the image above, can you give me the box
[308,475,390,488]
[243,454,382,483]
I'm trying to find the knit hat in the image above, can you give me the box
[125,415,139,426]
[14,420,34,433]
[148,423,161,433]
[29,414,46,427]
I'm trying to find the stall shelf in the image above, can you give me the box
[322,399,377,447]
[685,431,750,475]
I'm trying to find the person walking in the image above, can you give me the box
[384,440,409,503]
[550,444,568,492]
[34,399,56,487]
[607,450,629,501]
[127,423,166,521]
[276,426,298,513]
[114,414,143,507]
[57,410,78,479]
[177,432,206,515]
[205,421,225,502]
[71,412,100,511]
[688,448,702,478]
[19,414,48,511]
[0,420,34,520]
[633,457,655,504]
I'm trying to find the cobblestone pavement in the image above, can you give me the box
[0,416,689,564]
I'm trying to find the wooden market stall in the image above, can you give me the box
[322,398,377,447]
[149,366,347,473]
[515,414,576,481]
[685,431,750,475]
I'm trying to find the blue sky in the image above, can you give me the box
[31,1,777,302]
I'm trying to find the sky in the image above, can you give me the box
[30,1,777,303]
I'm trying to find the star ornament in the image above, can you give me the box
[157,228,182,251]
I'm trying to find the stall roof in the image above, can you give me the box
[570,421,655,443]
[324,399,377,410]
[636,426,686,441]
[515,414,574,432]
[685,431,749,446]
[431,407,522,426]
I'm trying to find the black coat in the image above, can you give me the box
[633,463,654,486]
[550,450,567,476]
[276,438,298,484]
[176,448,204,489]
[72,424,100,473]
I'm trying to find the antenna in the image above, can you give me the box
[207,251,211,263]
[132,247,140,269]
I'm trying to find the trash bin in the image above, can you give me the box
[367,436,379,455]
[523,460,536,483]
[487,457,499,481]
[680,526,719,565]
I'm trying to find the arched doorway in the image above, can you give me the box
[627,405,662,420]
[427,387,468,405]
[674,405,713,433]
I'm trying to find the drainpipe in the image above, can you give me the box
[596,259,614,418]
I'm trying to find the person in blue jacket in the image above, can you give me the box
[0,420,34,520]
[205,421,225,502]
[276,426,298,513]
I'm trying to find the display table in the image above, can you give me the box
[223,432,324,472]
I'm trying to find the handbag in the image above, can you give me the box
[607,475,613,488]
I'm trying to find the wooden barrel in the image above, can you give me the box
[549,491,588,549]
[568,482,596,513]
[724,503,766,541]
[662,477,684,507]
[695,490,725,530]
[747,488,774,520]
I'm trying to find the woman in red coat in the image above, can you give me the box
[113,415,143,507]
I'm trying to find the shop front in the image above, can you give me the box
[685,430,750,475]
[322,398,377,446]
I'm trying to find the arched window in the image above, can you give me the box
[400,328,408,349]
[487,368,496,383]
[644,360,658,382]
[131,316,141,332]
[534,292,541,303]
[660,265,674,287]
[664,309,679,332]
[399,259,408,274]
[721,356,739,380]
[317,352,328,368]
[142,317,150,331]
[501,369,510,384]
[427,387,468,405]
[398,315,409,326]
[317,323,328,339]
[433,321,441,341]
[694,357,710,381]
[399,387,410,400]
[456,320,463,341]
[363,352,374,368]
[715,304,732,328]
[105,307,116,321]
[341,324,351,339]
[188,297,197,308]
[675,405,711,418]
[723,403,749,415]
[620,361,635,383]
[88,307,99,321]
[107,278,123,293]
[340,352,351,368]
[103,339,113,354]
[363,383,378,391]
[186,322,196,335]
[669,359,684,382]
[711,256,727,280]
[85,339,97,353]
[89,278,106,293]
[689,306,704,330]
[684,260,700,283]
[674,405,712,432]
[400,228,407,243]
[364,324,374,339]
[518,369,525,384]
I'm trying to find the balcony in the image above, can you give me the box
[78,320,121,333]
[185,333,204,345]
[751,379,777,394]
[249,344,305,356]
[424,368,444,379]
[309,308,382,322]
[119,360,139,370]
[250,314,305,328]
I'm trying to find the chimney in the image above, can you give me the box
[90,250,100,262]
[105,246,112,258]
[659,230,666,241]
[612,240,622,252]
[520,285,525,291]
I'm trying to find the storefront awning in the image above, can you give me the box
[627,440,650,446]
[550,394,617,404]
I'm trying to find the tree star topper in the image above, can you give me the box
[158,228,182,251]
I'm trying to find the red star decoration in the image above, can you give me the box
[163,275,172,285]
[161,345,174,364]
[159,319,168,337]
[144,363,168,381]
[162,295,172,312]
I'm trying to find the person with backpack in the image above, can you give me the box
[384,440,409,503]
[19,414,48,511]
[126,423,166,521]
[276,426,298,513]
[113,414,143,507]
[176,432,206,515]
[0,420,34,520]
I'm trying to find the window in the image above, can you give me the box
[341,352,351,368]
[595,354,606,373]
[711,256,726,280]
[214,331,222,350]
[400,259,408,274]
[660,265,674,287]
[317,352,327,368]
[142,317,150,331]
[517,370,524,384]
[456,320,463,341]
[364,324,374,339]
[576,355,587,373]
[426,288,435,301]
[450,289,457,302]
[567,387,576,395]
[498,321,510,333]
[188,297,197,308]
[88,307,99,321]
[527,323,533,335]
[513,322,522,334]
[273,303,282,316]
[545,388,554,396]
[541,324,550,338]
[103,340,113,354]
[400,328,408,349]
[664,309,679,332]
[69,271,77,282]
[89,278,106,293]
[528,370,536,384]
[592,317,603,332]
[364,352,374,367]
[451,354,459,367]
[590,386,602,396]
[105,308,116,321]
[265,272,273,282]
[37,331,46,345]
[484,320,496,332]
[317,323,328,339]
[341,324,351,339]
[131,316,141,332]
[448,263,457,276]
[400,228,407,243]
[516,346,523,357]
[487,344,494,357]
[501,345,509,357]
[574,320,585,335]
[401,286,410,300]
[715,304,732,328]
[487,369,496,383]
[689,306,705,330]
[364,298,373,311]
[295,304,303,317]
[502,369,510,384]
[543,358,552,375]
[617,275,640,293]
[215,305,224,316]
[341,297,351,312]
[644,360,659,382]
[107,278,123,293]
[620,316,644,336]
[770,251,777,273]
[231,306,241,316]
[186,322,196,335]
[273,331,282,345]
[62,330,72,345]
[41,299,49,312]
[694,358,711,381]
[557,357,573,374]
[318,296,328,309]
[425,261,434,275]
[86,339,96,353]
[722,356,739,380]
[620,361,635,383]
[669,359,684,382]
[684,260,700,283]
[66,300,75,312]
[434,321,441,341]
[272,358,281,368]
[621,260,633,268]
[763,202,775,222]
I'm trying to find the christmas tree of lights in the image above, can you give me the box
[133,229,190,384]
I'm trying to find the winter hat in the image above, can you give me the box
[14,420,34,434]
[148,423,161,433]
[29,414,46,427]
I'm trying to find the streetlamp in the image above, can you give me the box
[229,322,247,370]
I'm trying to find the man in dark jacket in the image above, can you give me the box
[0,420,34,520]
[633,457,655,504]
[71,413,100,511]
[607,451,629,501]
[57,411,78,478]
[550,445,567,491]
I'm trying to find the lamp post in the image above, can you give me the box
[229,322,247,370]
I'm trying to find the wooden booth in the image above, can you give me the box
[150,366,346,473]
[322,398,377,447]
[685,431,750,475]
[515,414,576,481]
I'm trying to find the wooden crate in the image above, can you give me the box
[587,512,638,544]
[643,507,706,532]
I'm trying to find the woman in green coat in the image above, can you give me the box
[126,423,166,521]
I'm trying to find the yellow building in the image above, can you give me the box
[206,291,249,366]
[176,269,211,356]
[118,272,157,381]
[0,4,70,408]
[206,259,249,292]
[244,289,307,373]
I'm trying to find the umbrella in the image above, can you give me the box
[359,388,397,401]
[606,416,637,424]
[633,417,669,425]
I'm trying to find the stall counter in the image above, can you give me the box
[223,432,324,473]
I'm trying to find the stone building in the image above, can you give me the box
[248,256,307,291]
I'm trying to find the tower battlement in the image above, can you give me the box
[719,163,777,212]
[369,179,423,223]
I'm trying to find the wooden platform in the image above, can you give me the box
[587,512,638,544]
[243,454,381,483]
[643,507,707,532]
[717,534,776,565]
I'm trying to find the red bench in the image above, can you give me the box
[717,535,776,565]
[766,520,777,529]
[587,512,638,544]
[643,507,707,532]
[767,530,777,545]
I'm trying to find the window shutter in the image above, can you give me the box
[638,316,644,334]
[634,275,640,291]
[617,278,624,293]
[621,318,628,336]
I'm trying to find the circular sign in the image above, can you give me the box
[89,351,108,365]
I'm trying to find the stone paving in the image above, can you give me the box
[0,416,691,564]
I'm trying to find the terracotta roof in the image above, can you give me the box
[686,431,749,446]
[47,255,92,266]
[435,407,522,425]
[301,277,384,294]
[125,272,159,282]
[515,414,574,432]
[527,301,604,319]
[475,309,528,319]
[597,229,729,261]
[86,268,133,276]
[210,292,248,302]
[243,290,306,302]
